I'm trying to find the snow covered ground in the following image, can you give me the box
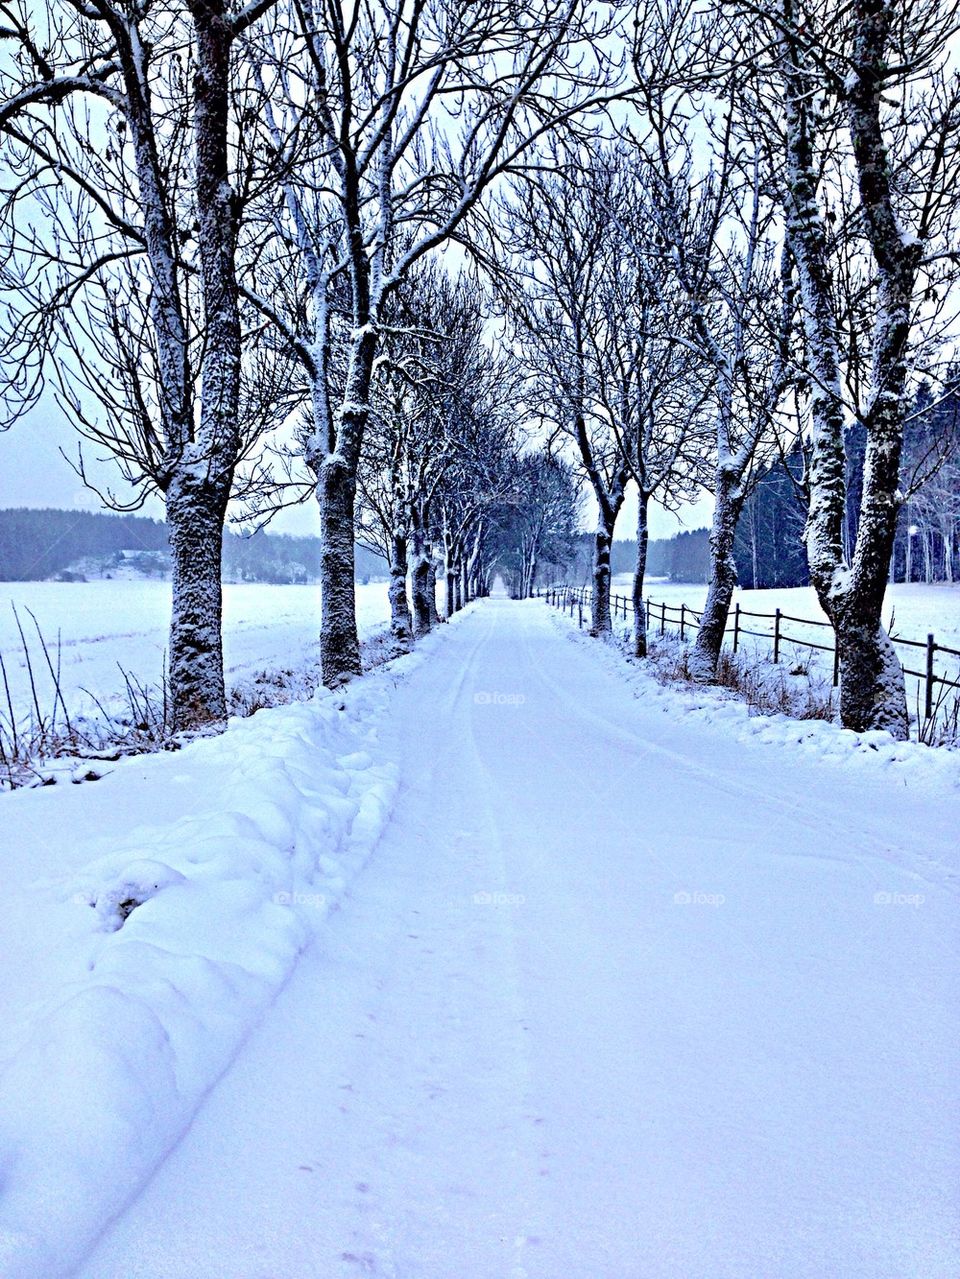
[610,576,960,649]
[611,577,960,721]
[0,580,392,728]
[0,629,432,1276]
[1,597,954,1278]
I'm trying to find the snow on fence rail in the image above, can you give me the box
[539,584,960,738]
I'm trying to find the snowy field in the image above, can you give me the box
[610,576,960,648]
[611,576,960,716]
[0,599,955,1278]
[0,580,392,725]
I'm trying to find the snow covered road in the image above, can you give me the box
[78,598,959,1279]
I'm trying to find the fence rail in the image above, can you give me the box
[538,584,960,728]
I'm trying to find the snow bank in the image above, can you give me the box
[546,604,960,793]
[0,646,427,1278]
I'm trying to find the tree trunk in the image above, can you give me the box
[633,492,649,658]
[166,476,229,732]
[591,513,616,637]
[410,513,432,638]
[945,523,954,583]
[427,557,442,625]
[526,548,538,599]
[834,608,908,738]
[443,529,459,618]
[689,470,742,682]
[780,0,910,738]
[319,454,362,687]
[387,528,413,654]
[164,0,241,732]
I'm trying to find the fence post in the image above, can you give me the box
[773,608,781,664]
[832,639,840,687]
[733,602,740,654]
[680,603,686,641]
[578,598,583,628]
[925,633,936,721]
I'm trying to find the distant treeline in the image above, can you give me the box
[0,508,389,583]
[567,527,717,586]
[576,454,811,590]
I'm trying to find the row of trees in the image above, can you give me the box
[0,0,614,730]
[2,0,958,741]
[496,0,960,739]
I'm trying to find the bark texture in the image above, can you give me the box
[591,519,616,637]
[163,0,242,731]
[319,453,363,686]
[633,493,649,658]
[166,477,229,732]
[387,528,413,654]
[780,0,910,737]
[689,470,743,682]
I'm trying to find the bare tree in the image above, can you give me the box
[500,155,635,637]
[0,0,279,730]
[244,0,627,685]
[501,451,580,599]
[590,154,714,655]
[769,0,960,735]
[356,266,518,641]
[631,18,794,680]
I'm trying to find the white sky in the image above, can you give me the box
[0,398,715,543]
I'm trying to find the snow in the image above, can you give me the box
[0,597,949,1278]
[0,632,429,1277]
[0,580,392,730]
[612,577,960,714]
[612,577,960,650]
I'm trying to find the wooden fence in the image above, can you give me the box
[539,584,960,726]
